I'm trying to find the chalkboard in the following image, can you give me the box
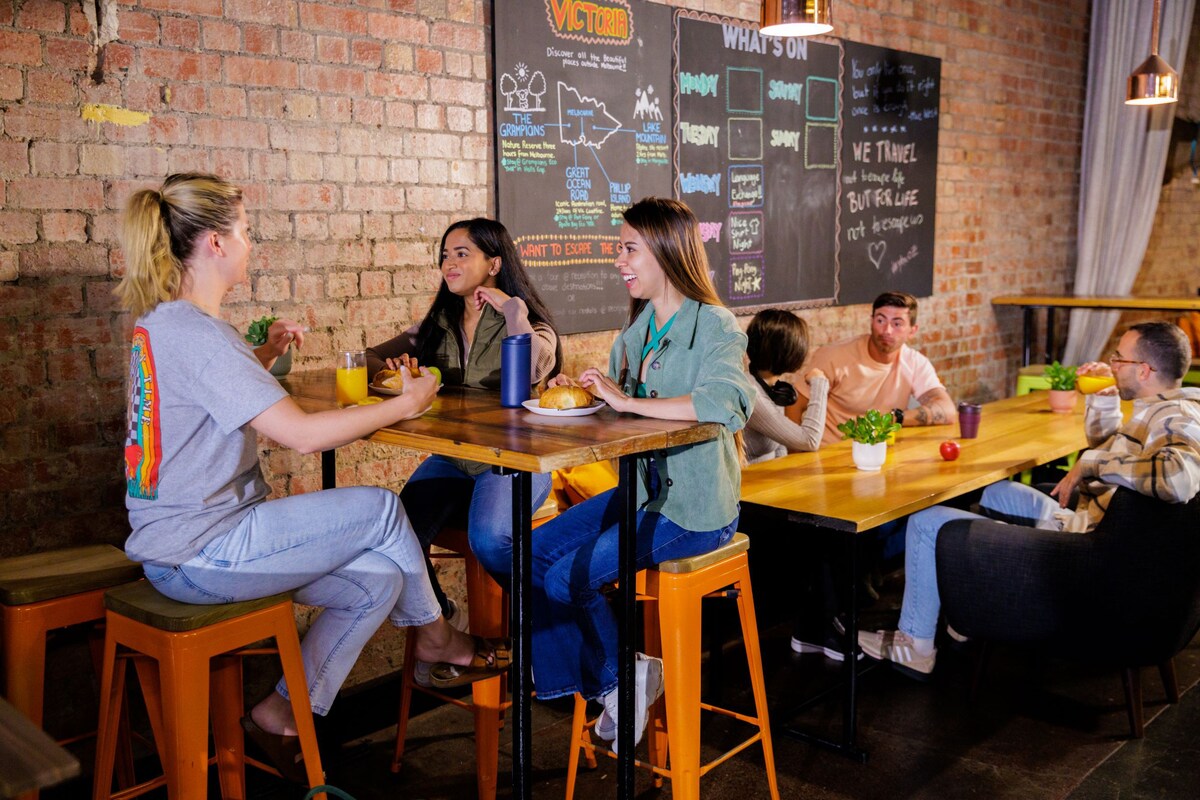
[493,0,673,334]
[838,41,940,305]
[674,13,841,310]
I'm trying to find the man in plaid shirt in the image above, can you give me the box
[859,321,1200,678]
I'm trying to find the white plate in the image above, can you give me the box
[370,383,404,396]
[521,399,606,417]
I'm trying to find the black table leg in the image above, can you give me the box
[777,528,869,763]
[507,468,533,800]
[1044,307,1056,366]
[1022,308,1034,367]
[321,450,336,489]
[617,454,638,797]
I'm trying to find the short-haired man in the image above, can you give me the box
[788,291,957,445]
[860,321,1200,678]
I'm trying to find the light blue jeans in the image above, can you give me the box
[899,481,1060,641]
[142,486,439,715]
[530,486,736,701]
[401,455,553,589]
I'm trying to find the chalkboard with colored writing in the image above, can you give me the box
[493,0,673,334]
[674,13,842,310]
[837,41,939,305]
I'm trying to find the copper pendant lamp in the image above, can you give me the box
[760,0,833,38]
[1126,0,1178,105]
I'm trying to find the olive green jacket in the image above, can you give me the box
[609,298,753,532]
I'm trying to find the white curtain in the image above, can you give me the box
[1062,0,1195,365]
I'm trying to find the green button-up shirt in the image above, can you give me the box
[610,298,753,532]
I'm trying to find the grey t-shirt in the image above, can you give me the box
[123,301,288,564]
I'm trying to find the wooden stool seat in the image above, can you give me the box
[0,545,142,606]
[0,545,143,800]
[566,532,779,800]
[93,584,323,799]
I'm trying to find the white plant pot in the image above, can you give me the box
[851,440,887,471]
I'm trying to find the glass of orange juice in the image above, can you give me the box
[1077,374,1116,394]
[336,349,368,406]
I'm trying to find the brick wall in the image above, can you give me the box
[4,0,1194,687]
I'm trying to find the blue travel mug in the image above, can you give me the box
[500,333,531,407]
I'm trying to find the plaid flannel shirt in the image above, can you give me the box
[1056,386,1200,533]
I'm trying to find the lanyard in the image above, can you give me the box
[641,310,678,363]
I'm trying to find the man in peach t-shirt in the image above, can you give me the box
[789,292,957,446]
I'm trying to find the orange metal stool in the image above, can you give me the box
[392,497,558,800]
[565,533,779,800]
[0,544,143,800]
[92,582,324,800]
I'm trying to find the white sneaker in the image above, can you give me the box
[595,653,664,753]
[857,629,936,679]
[414,600,469,688]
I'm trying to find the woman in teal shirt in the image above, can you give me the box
[528,197,753,748]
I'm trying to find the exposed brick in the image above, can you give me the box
[316,34,348,63]
[298,63,366,95]
[27,143,79,177]
[80,144,126,176]
[224,55,298,88]
[280,30,314,59]
[430,20,483,51]
[201,19,242,51]
[244,24,278,55]
[415,47,442,74]
[42,211,87,242]
[366,12,426,43]
[351,38,382,67]
[160,17,201,47]
[118,10,160,42]
[326,271,359,298]
[192,118,269,149]
[26,68,75,104]
[0,141,29,177]
[0,65,22,101]
[16,0,66,32]
[140,0,222,16]
[0,30,42,66]
[318,95,352,123]
[299,3,368,34]
[0,212,38,244]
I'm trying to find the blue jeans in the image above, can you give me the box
[142,486,438,715]
[400,456,553,603]
[530,487,736,701]
[899,481,1060,641]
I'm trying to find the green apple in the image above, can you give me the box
[426,366,442,385]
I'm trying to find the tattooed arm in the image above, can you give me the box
[904,387,958,427]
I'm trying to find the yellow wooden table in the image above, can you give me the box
[992,295,1200,367]
[281,371,720,799]
[738,392,1099,760]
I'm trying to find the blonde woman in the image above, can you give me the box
[117,173,506,782]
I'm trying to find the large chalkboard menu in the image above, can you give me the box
[837,41,940,305]
[493,0,673,334]
[493,5,941,332]
[674,13,841,310]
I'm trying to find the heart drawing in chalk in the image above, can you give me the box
[868,241,887,269]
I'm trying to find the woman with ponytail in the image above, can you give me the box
[117,174,507,782]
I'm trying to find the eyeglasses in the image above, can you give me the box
[1107,352,1156,371]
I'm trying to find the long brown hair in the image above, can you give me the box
[621,197,723,325]
[115,173,243,318]
[622,197,744,461]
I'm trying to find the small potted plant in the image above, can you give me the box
[245,314,291,378]
[1042,361,1077,413]
[837,409,901,471]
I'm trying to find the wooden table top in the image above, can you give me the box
[0,697,79,797]
[280,370,721,473]
[740,393,1107,533]
[992,295,1200,311]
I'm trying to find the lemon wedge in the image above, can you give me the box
[356,396,383,405]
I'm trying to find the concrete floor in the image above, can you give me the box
[47,568,1200,799]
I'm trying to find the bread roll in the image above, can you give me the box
[539,385,594,410]
[375,366,421,391]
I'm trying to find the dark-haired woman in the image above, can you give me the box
[115,174,505,780]
[366,219,560,680]
[743,309,828,463]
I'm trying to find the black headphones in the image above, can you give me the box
[754,374,799,407]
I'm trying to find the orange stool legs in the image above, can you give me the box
[93,600,323,800]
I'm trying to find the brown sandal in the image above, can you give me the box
[240,715,315,785]
[428,635,512,689]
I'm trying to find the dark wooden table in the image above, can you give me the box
[0,697,78,798]
[739,392,1101,761]
[992,295,1200,366]
[281,371,720,799]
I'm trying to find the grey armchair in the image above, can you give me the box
[935,487,1200,738]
